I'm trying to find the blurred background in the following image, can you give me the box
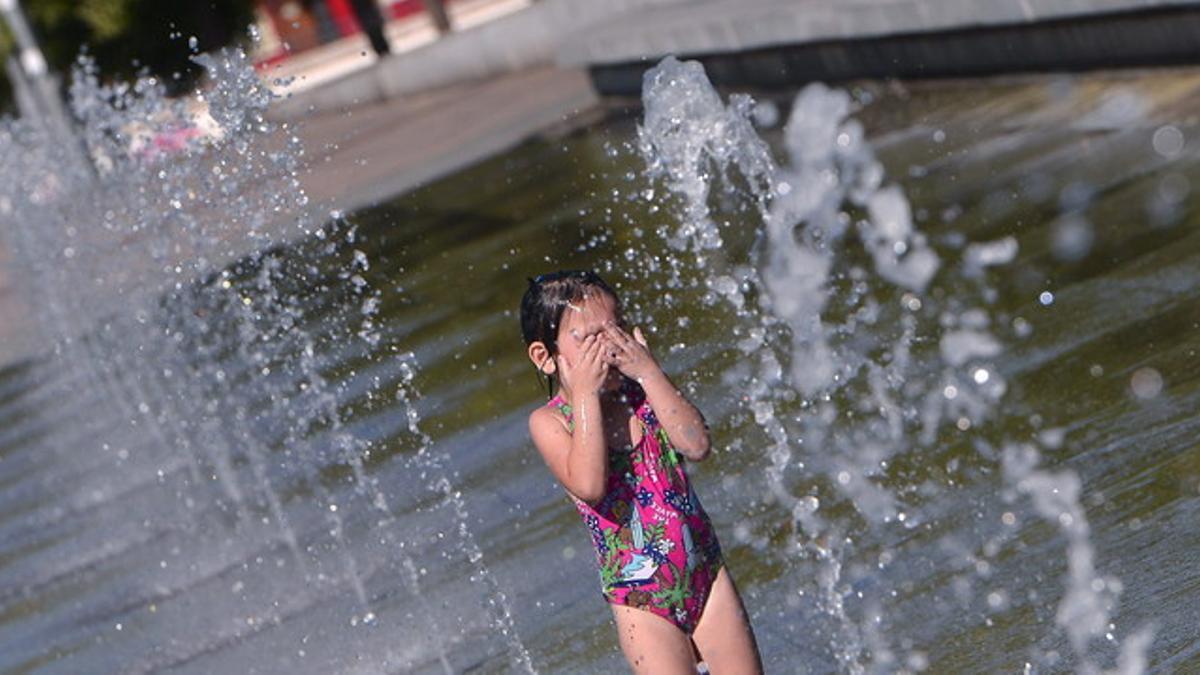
[0,0,530,112]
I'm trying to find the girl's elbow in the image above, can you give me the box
[676,426,711,461]
[681,436,711,462]
[570,473,608,505]
[575,484,606,506]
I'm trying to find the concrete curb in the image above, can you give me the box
[561,0,1200,66]
[566,1,1200,95]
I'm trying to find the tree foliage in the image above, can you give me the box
[1,0,257,112]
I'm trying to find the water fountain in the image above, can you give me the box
[633,56,1154,673]
[1,33,1195,673]
[0,46,531,672]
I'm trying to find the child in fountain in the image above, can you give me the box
[521,270,763,673]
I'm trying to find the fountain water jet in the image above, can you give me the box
[0,44,533,672]
[635,55,1152,673]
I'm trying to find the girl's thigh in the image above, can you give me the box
[691,567,763,674]
[611,604,698,674]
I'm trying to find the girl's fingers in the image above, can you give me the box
[603,335,626,360]
[603,322,632,346]
[584,334,605,363]
[633,326,648,348]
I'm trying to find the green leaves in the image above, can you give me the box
[650,564,690,609]
[77,0,132,41]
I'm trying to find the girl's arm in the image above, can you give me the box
[528,335,611,504]
[604,323,711,461]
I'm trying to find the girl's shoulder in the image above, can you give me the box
[529,398,572,435]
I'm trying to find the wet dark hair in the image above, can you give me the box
[520,270,617,394]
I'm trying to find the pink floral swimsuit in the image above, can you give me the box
[546,382,724,634]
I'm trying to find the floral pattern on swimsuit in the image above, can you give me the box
[547,381,723,635]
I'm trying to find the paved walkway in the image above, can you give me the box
[292,65,596,217]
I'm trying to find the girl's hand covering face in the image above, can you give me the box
[557,333,610,395]
[601,323,658,381]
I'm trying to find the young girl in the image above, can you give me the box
[521,270,763,674]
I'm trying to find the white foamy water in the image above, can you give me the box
[635,55,1152,673]
[0,47,532,673]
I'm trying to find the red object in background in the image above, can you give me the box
[254,0,461,67]
[386,0,423,20]
[257,0,322,60]
[385,0,458,21]
[328,0,454,29]
[133,125,206,163]
[324,0,360,34]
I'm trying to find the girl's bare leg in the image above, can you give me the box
[612,604,698,674]
[691,567,763,674]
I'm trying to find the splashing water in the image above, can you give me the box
[635,55,1152,673]
[638,57,775,278]
[0,48,532,672]
[2,40,1178,673]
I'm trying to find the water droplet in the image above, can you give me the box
[1050,213,1094,262]
[1012,316,1032,337]
[1152,125,1185,158]
[1130,367,1163,399]
[987,590,1009,609]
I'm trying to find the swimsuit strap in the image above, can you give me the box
[547,394,575,433]
[546,380,651,438]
